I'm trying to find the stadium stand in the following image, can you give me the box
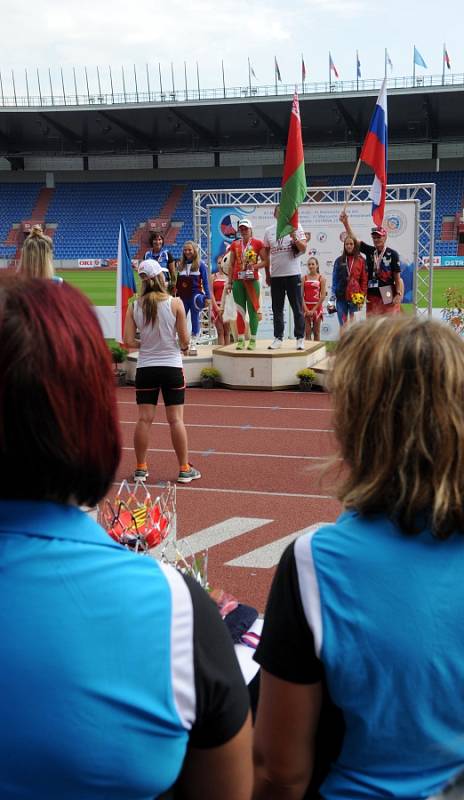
[1,171,463,261]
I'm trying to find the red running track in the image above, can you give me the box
[113,385,342,613]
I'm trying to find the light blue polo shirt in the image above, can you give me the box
[0,500,192,799]
[297,511,464,799]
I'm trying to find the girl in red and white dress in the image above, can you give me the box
[209,254,231,346]
[302,256,327,341]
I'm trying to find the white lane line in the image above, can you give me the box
[119,421,334,433]
[118,401,331,412]
[226,523,329,569]
[151,517,272,558]
[111,482,335,500]
[121,446,336,461]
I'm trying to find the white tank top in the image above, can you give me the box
[133,297,182,369]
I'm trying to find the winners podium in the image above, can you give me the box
[125,340,330,391]
[212,339,328,391]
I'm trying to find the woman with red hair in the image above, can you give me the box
[0,274,251,800]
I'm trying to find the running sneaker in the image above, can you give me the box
[134,468,149,482]
[268,338,282,350]
[247,339,257,350]
[296,339,305,351]
[236,339,245,350]
[177,465,202,484]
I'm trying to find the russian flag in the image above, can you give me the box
[115,220,136,343]
[360,77,388,226]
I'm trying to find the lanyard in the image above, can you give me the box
[373,246,387,276]
[241,239,253,263]
[346,256,354,276]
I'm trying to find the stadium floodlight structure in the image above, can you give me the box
[193,182,435,317]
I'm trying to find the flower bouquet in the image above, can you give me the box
[350,292,366,309]
[243,248,258,267]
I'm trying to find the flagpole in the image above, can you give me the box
[356,50,359,91]
[121,66,127,103]
[11,70,17,106]
[274,57,277,95]
[72,67,77,105]
[134,64,139,103]
[413,48,416,85]
[329,52,331,91]
[60,67,66,105]
[48,67,54,105]
[109,65,114,103]
[171,62,175,97]
[248,57,251,93]
[384,48,387,78]
[84,66,90,104]
[301,54,305,93]
[221,60,226,98]
[442,43,445,85]
[343,158,362,214]
[196,61,201,100]
[184,61,188,99]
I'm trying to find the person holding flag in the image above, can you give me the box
[339,214,402,315]
[340,77,402,314]
[264,93,307,350]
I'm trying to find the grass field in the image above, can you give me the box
[58,268,464,308]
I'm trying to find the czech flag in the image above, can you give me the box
[115,220,136,343]
[360,77,388,226]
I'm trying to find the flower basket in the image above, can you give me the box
[442,287,464,336]
[296,367,316,392]
[200,367,221,388]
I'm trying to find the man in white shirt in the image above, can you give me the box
[263,206,307,350]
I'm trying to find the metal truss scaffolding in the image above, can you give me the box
[193,183,435,316]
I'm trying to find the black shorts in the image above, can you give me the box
[135,366,185,406]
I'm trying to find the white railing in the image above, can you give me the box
[0,73,463,109]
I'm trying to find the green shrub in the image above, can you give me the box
[296,367,316,383]
[200,367,221,380]
[109,343,128,364]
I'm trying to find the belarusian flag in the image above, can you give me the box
[276,93,307,239]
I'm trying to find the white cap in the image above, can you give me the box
[138,259,163,278]
[238,218,252,229]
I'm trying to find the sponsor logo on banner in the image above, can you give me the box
[441,256,464,266]
[78,259,102,268]
[385,210,407,237]
[421,256,442,267]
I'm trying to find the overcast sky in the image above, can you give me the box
[1,0,461,100]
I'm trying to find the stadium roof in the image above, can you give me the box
[0,81,463,162]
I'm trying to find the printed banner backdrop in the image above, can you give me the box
[209,201,417,340]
